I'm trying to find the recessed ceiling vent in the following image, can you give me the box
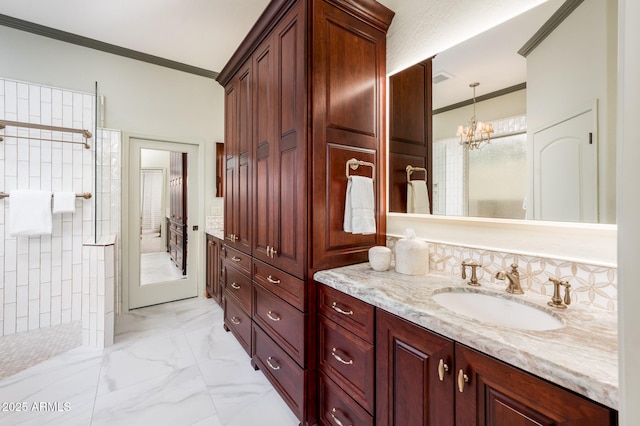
[433,70,454,84]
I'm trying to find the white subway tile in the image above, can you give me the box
[16,285,28,317]
[3,303,16,335]
[16,316,27,333]
[39,313,50,328]
[40,282,51,313]
[72,292,81,321]
[61,308,71,323]
[4,271,17,303]
[28,299,39,330]
[50,296,61,325]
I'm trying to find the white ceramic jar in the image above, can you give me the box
[394,229,429,275]
[368,246,392,271]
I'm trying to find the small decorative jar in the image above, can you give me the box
[368,246,392,271]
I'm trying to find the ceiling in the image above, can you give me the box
[0,0,272,73]
[0,0,559,107]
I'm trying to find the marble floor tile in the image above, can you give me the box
[0,297,298,425]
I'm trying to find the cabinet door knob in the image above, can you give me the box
[331,348,354,365]
[230,317,240,325]
[231,282,241,290]
[438,359,450,381]
[266,275,281,284]
[267,311,281,322]
[231,256,241,262]
[266,356,280,371]
[457,369,469,393]
[330,408,351,426]
[331,302,353,316]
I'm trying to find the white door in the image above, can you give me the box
[128,138,200,309]
[532,107,597,222]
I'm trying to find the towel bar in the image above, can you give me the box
[406,165,427,182]
[0,192,92,199]
[346,158,375,181]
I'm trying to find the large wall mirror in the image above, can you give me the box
[387,0,617,224]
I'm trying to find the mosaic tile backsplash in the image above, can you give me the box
[386,237,617,312]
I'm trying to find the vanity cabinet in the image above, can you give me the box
[318,285,375,424]
[376,309,617,426]
[205,234,222,304]
[217,0,393,424]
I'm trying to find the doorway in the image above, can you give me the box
[127,138,200,309]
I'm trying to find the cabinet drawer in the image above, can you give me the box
[252,324,305,420]
[319,372,373,426]
[224,267,252,314]
[222,245,252,277]
[223,296,251,356]
[253,260,305,311]
[319,315,374,412]
[318,284,374,343]
[253,284,305,367]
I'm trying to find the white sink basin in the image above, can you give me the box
[432,291,564,331]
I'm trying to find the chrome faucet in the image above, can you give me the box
[495,263,524,294]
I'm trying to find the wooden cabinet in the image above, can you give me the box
[388,59,433,213]
[217,1,394,424]
[455,345,616,426]
[376,309,454,426]
[376,309,617,426]
[224,63,252,255]
[205,234,222,304]
[222,245,253,355]
[168,152,187,274]
[318,285,375,425]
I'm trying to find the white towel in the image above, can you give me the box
[53,192,76,214]
[9,190,53,236]
[343,176,376,235]
[407,180,430,214]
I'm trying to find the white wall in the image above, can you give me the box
[618,0,640,423]
[527,0,617,223]
[0,25,225,217]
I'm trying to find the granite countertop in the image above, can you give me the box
[314,262,618,410]
[205,228,224,240]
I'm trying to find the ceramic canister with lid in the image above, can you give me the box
[394,228,429,275]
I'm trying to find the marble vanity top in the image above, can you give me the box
[314,262,618,409]
[205,228,224,240]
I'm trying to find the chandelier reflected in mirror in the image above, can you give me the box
[456,82,494,150]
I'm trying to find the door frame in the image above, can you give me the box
[121,132,206,312]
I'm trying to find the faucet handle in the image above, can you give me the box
[548,277,571,309]
[461,261,482,287]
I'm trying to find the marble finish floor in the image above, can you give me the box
[0,297,299,425]
[141,252,185,285]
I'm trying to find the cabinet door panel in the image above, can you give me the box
[455,345,615,426]
[376,310,455,426]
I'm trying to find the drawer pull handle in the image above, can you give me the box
[266,356,280,371]
[231,256,241,262]
[331,348,353,365]
[266,275,281,284]
[230,317,240,325]
[331,302,353,316]
[330,408,351,426]
[457,369,469,393]
[231,282,241,290]
[438,359,449,381]
[267,311,281,322]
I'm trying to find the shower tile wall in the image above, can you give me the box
[0,77,94,337]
